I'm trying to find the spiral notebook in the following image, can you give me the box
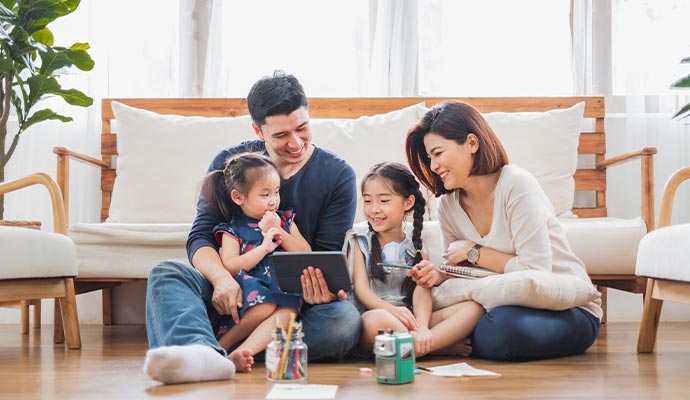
[439,264,497,279]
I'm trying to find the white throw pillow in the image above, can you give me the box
[483,102,585,217]
[109,102,255,223]
[431,270,600,311]
[311,103,428,222]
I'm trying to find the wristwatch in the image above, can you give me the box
[467,243,483,265]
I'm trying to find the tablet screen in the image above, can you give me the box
[270,251,353,294]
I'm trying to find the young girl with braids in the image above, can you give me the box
[350,162,484,358]
[201,152,310,372]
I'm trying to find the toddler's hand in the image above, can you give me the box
[259,211,281,234]
[407,260,444,288]
[261,227,283,252]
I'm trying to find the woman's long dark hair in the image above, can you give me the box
[200,152,277,221]
[362,162,426,307]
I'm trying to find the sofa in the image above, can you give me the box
[53,97,655,323]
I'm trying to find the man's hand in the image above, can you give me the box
[258,211,281,234]
[445,240,474,265]
[211,274,243,324]
[300,266,347,304]
[406,260,445,289]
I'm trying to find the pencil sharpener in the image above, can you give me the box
[373,329,415,384]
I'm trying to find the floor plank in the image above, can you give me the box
[0,322,688,399]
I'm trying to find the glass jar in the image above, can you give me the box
[266,325,307,382]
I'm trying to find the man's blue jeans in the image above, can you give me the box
[145,260,362,361]
[470,305,600,360]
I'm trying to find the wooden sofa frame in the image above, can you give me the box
[53,97,656,324]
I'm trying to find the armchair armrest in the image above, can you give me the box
[658,166,690,228]
[596,147,657,231]
[53,147,111,223]
[0,173,67,234]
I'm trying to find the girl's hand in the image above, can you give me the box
[261,227,283,252]
[445,240,474,265]
[411,327,433,358]
[407,260,445,289]
[258,211,281,234]
[389,306,419,330]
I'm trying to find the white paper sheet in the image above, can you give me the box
[266,384,339,399]
[423,362,500,377]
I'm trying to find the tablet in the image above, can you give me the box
[270,251,353,294]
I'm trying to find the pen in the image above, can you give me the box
[377,262,420,270]
[416,366,433,372]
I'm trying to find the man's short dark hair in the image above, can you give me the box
[246,71,308,127]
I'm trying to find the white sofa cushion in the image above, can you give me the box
[311,103,427,222]
[109,101,427,224]
[431,270,601,312]
[635,224,690,282]
[68,223,190,279]
[109,101,255,223]
[0,226,77,279]
[483,102,585,218]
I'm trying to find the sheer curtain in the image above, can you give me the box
[573,0,690,225]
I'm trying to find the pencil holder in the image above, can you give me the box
[266,323,307,382]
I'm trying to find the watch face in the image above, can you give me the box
[468,248,479,264]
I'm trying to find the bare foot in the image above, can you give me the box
[228,348,254,372]
[433,337,473,357]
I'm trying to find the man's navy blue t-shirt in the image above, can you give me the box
[186,140,357,261]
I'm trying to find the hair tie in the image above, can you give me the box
[416,249,422,254]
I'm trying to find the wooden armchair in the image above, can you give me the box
[637,166,690,352]
[0,173,81,349]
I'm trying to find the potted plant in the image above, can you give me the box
[671,55,690,120]
[0,0,94,219]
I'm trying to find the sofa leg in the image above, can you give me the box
[53,300,65,344]
[20,300,29,334]
[60,278,81,349]
[102,288,113,325]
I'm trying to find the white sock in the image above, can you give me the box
[143,344,236,384]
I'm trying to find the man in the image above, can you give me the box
[143,71,361,384]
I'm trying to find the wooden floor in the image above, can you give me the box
[0,322,688,399]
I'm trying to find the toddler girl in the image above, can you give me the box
[201,152,310,372]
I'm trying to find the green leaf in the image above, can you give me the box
[26,74,60,104]
[21,108,72,131]
[0,2,16,22]
[670,74,690,89]
[55,88,92,106]
[672,103,690,120]
[19,0,80,33]
[32,27,54,46]
[38,46,93,75]
[70,42,90,51]
[10,90,24,122]
[0,56,12,73]
[681,56,690,64]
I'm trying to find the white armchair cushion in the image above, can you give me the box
[0,226,77,279]
[636,224,690,282]
[109,101,255,223]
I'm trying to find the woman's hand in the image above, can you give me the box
[388,306,419,331]
[407,260,445,289]
[260,227,283,252]
[445,240,474,265]
[411,327,433,357]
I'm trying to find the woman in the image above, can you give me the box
[404,100,601,360]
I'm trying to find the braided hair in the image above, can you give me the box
[361,162,426,307]
[200,152,278,221]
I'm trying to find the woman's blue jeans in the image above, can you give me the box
[145,260,362,361]
[470,305,600,361]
